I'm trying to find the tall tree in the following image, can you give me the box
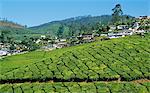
[57,25,64,38]
[112,4,123,24]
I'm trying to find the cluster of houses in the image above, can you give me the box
[0,50,27,58]
[0,43,27,57]
[106,16,150,39]
[37,34,95,50]
[107,24,137,39]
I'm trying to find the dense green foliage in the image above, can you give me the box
[0,82,149,93]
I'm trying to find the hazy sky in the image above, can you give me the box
[0,0,150,27]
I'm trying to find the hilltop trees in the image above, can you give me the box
[111,4,135,29]
[112,4,123,24]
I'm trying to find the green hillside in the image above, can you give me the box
[29,15,134,37]
[29,15,112,37]
[0,33,150,93]
[0,20,42,41]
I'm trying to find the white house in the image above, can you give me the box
[36,39,41,44]
[135,30,145,33]
[100,34,108,37]
[0,50,8,56]
[60,39,67,42]
[108,32,125,39]
[41,35,46,39]
[53,42,68,49]
[123,31,133,36]
[133,22,140,30]
[117,25,128,30]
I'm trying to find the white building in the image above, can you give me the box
[41,35,46,39]
[117,25,128,30]
[0,50,8,56]
[135,30,145,33]
[108,30,134,39]
[60,39,67,42]
[100,34,108,37]
[36,39,41,44]
[133,22,140,30]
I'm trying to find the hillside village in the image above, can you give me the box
[0,15,150,57]
[38,16,150,49]
[0,3,150,57]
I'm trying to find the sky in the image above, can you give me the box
[0,0,150,27]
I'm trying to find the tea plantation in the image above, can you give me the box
[0,33,150,93]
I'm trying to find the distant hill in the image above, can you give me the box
[29,15,112,36]
[0,20,35,40]
[0,20,28,34]
[0,20,24,29]
[29,15,134,37]
[0,15,134,39]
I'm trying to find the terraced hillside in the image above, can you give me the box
[0,33,150,92]
[1,82,150,93]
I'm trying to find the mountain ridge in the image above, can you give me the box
[28,15,134,37]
